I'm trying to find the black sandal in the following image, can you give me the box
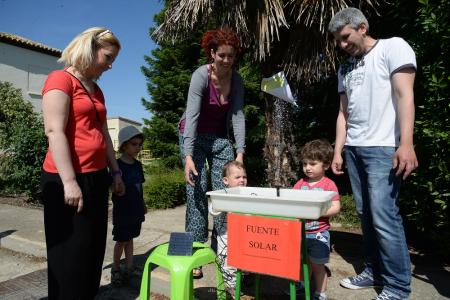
[111,268,122,287]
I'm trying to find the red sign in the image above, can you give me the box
[227,213,302,281]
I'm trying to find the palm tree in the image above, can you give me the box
[154,0,383,186]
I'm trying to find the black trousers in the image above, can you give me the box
[41,169,110,300]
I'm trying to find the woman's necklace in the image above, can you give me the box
[68,67,95,93]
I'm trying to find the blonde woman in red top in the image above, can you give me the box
[41,27,124,300]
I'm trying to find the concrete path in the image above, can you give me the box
[0,202,449,299]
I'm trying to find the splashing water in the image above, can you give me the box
[273,98,286,188]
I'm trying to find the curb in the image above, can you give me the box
[0,234,47,258]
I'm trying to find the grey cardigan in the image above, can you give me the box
[180,64,246,156]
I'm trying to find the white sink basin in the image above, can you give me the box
[206,186,335,219]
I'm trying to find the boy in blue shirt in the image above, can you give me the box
[111,126,147,286]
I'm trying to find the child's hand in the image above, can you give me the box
[322,199,341,217]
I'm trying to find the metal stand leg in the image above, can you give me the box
[301,221,310,300]
[290,280,297,300]
[235,270,242,299]
[255,274,261,300]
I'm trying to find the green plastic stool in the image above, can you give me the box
[140,242,226,300]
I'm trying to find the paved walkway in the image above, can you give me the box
[0,202,449,299]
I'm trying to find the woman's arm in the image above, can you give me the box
[183,66,208,185]
[102,123,125,195]
[183,66,208,157]
[231,73,246,156]
[42,89,84,212]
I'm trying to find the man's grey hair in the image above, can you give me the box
[328,7,369,33]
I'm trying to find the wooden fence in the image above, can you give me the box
[115,149,154,165]
[137,150,154,165]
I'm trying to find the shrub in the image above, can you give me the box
[245,155,267,187]
[331,194,360,228]
[144,158,171,174]
[143,168,186,209]
[160,154,182,169]
[0,82,47,199]
[392,0,450,259]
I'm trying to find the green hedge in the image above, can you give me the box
[331,194,360,228]
[0,82,47,199]
[396,0,450,258]
[143,166,186,209]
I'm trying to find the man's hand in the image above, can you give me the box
[392,145,418,179]
[331,153,345,175]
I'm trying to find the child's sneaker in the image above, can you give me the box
[122,266,141,284]
[314,292,327,300]
[111,268,122,287]
[340,271,383,289]
[225,286,244,300]
[372,290,405,300]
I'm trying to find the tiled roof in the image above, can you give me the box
[0,32,62,57]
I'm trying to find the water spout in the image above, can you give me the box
[276,186,281,197]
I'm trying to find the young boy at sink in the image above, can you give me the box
[293,139,341,300]
[210,160,247,297]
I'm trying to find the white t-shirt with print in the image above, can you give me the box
[337,37,416,147]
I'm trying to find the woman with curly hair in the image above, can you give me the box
[178,27,246,279]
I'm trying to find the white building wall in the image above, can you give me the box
[0,42,61,113]
[0,38,142,152]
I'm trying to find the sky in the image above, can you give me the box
[0,0,164,124]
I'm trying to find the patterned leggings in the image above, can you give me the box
[180,134,234,243]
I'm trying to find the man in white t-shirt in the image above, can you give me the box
[328,7,418,300]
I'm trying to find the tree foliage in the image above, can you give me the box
[142,6,267,185]
[0,82,47,198]
[154,0,383,85]
[396,0,450,255]
[141,9,203,163]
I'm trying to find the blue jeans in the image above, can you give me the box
[345,146,411,298]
